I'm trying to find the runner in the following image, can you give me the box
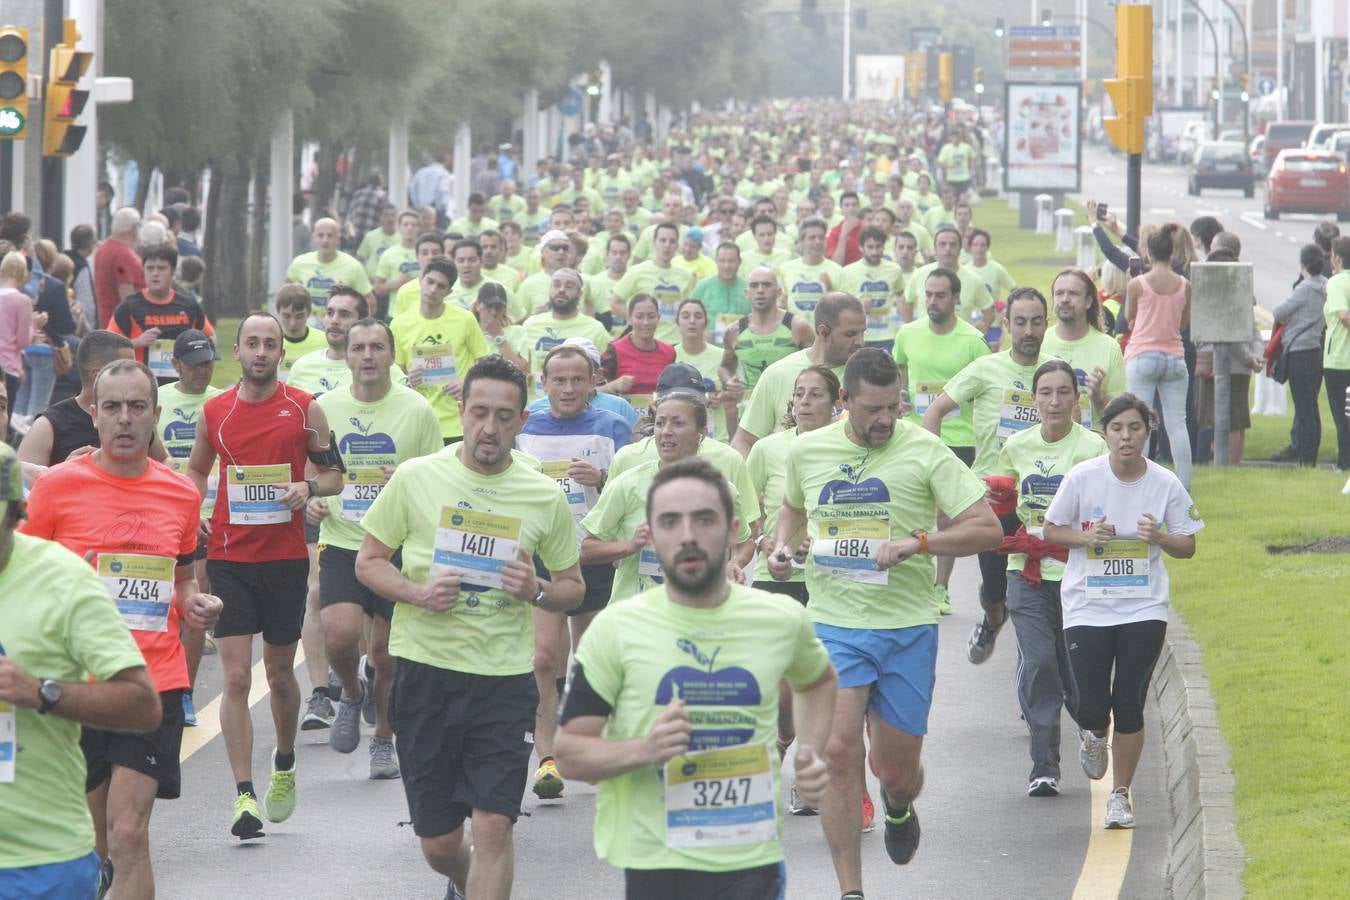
[738,213,791,277]
[674,298,739,441]
[1041,267,1127,429]
[923,287,1053,664]
[521,268,612,400]
[554,457,838,900]
[732,292,866,456]
[718,267,814,398]
[517,229,578,315]
[17,330,135,468]
[274,285,330,384]
[840,226,907,350]
[186,312,345,839]
[286,218,374,318]
[994,360,1107,797]
[107,243,214,383]
[372,210,423,321]
[311,317,441,777]
[21,359,224,898]
[473,282,532,375]
[768,349,1000,896]
[525,336,639,430]
[893,268,991,614]
[598,294,675,412]
[691,242,748,342]
[1044,393,1202,829]
[514,343,632,803]
[0,441,162,900]
[610,221,695,343]
[583,233,632,334]
[448,238,520,321]
[903,227,995,333]
[777,217,844,325]
[390,256,493,444]
[965,229,1018,312]
[389,231,456,320]
[355,355,584,899]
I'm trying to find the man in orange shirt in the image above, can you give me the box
[21,358,222,898]
[107,244,214,383]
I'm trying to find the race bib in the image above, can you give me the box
[664,743,777,849]
[340,467,386,522]
[99,554,174,632]
[638,547,665,581]
[147,340,176,379]
[864,313,892,340]
[540,460,594,525]
[812,518,889,585]
[1027,508,1047,538]
[432,508,521,591]
[225,464,291,525]
[913,380,957,420]
[411,344,456,385]
[1077,393,1094,429]
[1085,540,1150,601]
[0,698,14,783]
[997,388,1040,443]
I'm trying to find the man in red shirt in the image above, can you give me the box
[827,191,866,266]
[186,312,343,840]
[21,358,223,898]
[108,243,214,382]
[94,207,147,329]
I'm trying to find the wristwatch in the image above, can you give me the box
[530,587,547,608]
[38,679,62,714]
[492,334,508,347]
[306,478,320,498]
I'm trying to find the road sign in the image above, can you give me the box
[557,87,583,117]
[1257,77,1275,96]
[1005,25,1082,83]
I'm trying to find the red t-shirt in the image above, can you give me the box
[826,221,863,265]
[20,454,200,692]
[93,239,146,329]
[203,383,315,563]
[600,335,676,395]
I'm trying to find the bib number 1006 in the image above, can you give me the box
[691,777,754,808]
[241,484,277,502]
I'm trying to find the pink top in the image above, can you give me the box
[1124,275,1187,360]
[0,288,34,376]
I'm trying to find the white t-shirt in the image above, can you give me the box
[1044,456,1203,628]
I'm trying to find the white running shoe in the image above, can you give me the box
[1104,787,1134,829]
[1079,728,1109,780]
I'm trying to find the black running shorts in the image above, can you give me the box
[208,558,309,645]
[81,689,185,800]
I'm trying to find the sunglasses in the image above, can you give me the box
[546,244,570,252]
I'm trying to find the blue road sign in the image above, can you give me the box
[558,88,584,117]
[1257,78,1275,97]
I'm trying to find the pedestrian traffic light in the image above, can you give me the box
[42,19,91,158]
[938,51,953,103]
[1209,79,1220,102]
[1040,9,1053,27]
[0,26,28,140]
[994,18,1005,38]
[974,67,985,95]
[1239,73,1250,103]
[1102,4,1152,155]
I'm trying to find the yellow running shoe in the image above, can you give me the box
[231,792,264,840]
[263,750,297,823]
[532,758,565,799]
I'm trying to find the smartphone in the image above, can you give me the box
[1097,202,1109,221]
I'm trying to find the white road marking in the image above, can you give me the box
[1148,208,1176,215]
[1239,213,1268,231]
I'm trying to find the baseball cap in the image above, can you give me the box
[476,282,509,307]
[173,329,219,365]
[561,336,601,367]
[540,229,570,248]
[685,227,704,244]
[655,362,707,400]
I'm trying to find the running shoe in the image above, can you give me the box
[360,655,376,726]
[1028,776,1059,797]
[369,735,400,780]
[325,669,342,702]
[532,758,565,799]
[202,634,217,656]
[880,793,920,865]
[861,791,876,832]
[263,750,297,823]
[966,616,1003,664]
[330,685,363,754]
[1104,787,1135,829]
[182,692,197,727]
[95,856,114,900]
[1079,728,1109,781]
[788,784,818,816]
[301,690,334,731]
[231,791,264,839]
[935,584,951,616]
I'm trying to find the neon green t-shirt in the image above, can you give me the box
[941,350,1053,475]
[996,423,1107,580]
[937,141,976,182]
[890,220,933,259]
[520,312,613,398]
[692,276,750,343]
[361,447,578,676]
[675,342,730,442]
[1324,272,1350,369]
[892,317,990,447]
[607,435,761,525]
[157,381,223,507]
[357,227,400,276]
[739,349,844,441]
[389,278,424,320]
[738,247,791,278]
[612,261,696,344]
[585,269,625,331]
[904,261,995,326]
[447,276,516,319]
[279,327,330,382]
[390,304,493,438]
[489,194,526,224]
[672,252,718,285]
[776,257,844,324]
[966,258,1017,305]
[374,244,420,284]
[633,224,686,262]
[1040,327,1128,428]
[285,251,372,313]
[747,428,804,584]
[840,258,906,344]
[580,460,751,605]
[783,419,987,629]
[317,383,444,550]
[446,215,499,237]
[574,583,830,873]
[0,534,147,868]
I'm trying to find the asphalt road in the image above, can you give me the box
[150,556,1168,899]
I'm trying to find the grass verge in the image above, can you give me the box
[1171,467,1350,897]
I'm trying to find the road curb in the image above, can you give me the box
[1155,610,1246,899]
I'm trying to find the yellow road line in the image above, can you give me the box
[1070,741,1134,900]
[179,647,306,762]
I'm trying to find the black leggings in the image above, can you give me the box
[625,862,785,900]
[1325,368,1350,471]
[977,511,1022,607]
[1065,620,1167,735]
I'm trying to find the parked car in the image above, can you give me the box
[1307,122,1350,149]
[1326,130,1350,164]
[1188,141,1256,196]
[1218,129,1245,143]
[1264,149,1350,220]
[1262,120,1315,168]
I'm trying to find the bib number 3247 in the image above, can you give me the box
[664,743,776,849]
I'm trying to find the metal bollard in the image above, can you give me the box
[1054,209,1074,251]
[1074,226,1096,269]
[1034,194,1053,234]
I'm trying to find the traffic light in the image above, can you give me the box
[938,51,953,103]
[974,66,985,96]
[42,19,91,157]
[994,18,1005,38]
[584,68,602,97]
[906,54,925,100]
[1040,8,1053,27]
[1209,78,1220,103]
[0,26,28,140]
[1102,4,1153,155]
[1239,73,1250,102]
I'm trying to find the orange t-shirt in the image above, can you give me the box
[20,454,200,692]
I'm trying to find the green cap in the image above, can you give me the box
[0,441,22,501]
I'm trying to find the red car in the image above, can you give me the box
[1262,120,1314,169]
[1264,149,1350,220]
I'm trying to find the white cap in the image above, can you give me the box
[562,336,601,366]
[540,229,570,246]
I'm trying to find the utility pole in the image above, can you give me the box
[842,0,852,101]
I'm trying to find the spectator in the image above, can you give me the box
[1124,228,1193,489]
[1323,237,1350,471]
[0,251,38,439]
[345,172,387,247]
[93,207,145,328]
[1195,233,1262,465]
[1189,216,1224,259]
[65,224,97,327]
[1273,245,1329,467]
[176,255,205,305]
[12,243,77,428]
[96,180,115,238]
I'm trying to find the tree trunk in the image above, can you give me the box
[311,141,341,219]
[133,159,155,213]
[203,154,252,319]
